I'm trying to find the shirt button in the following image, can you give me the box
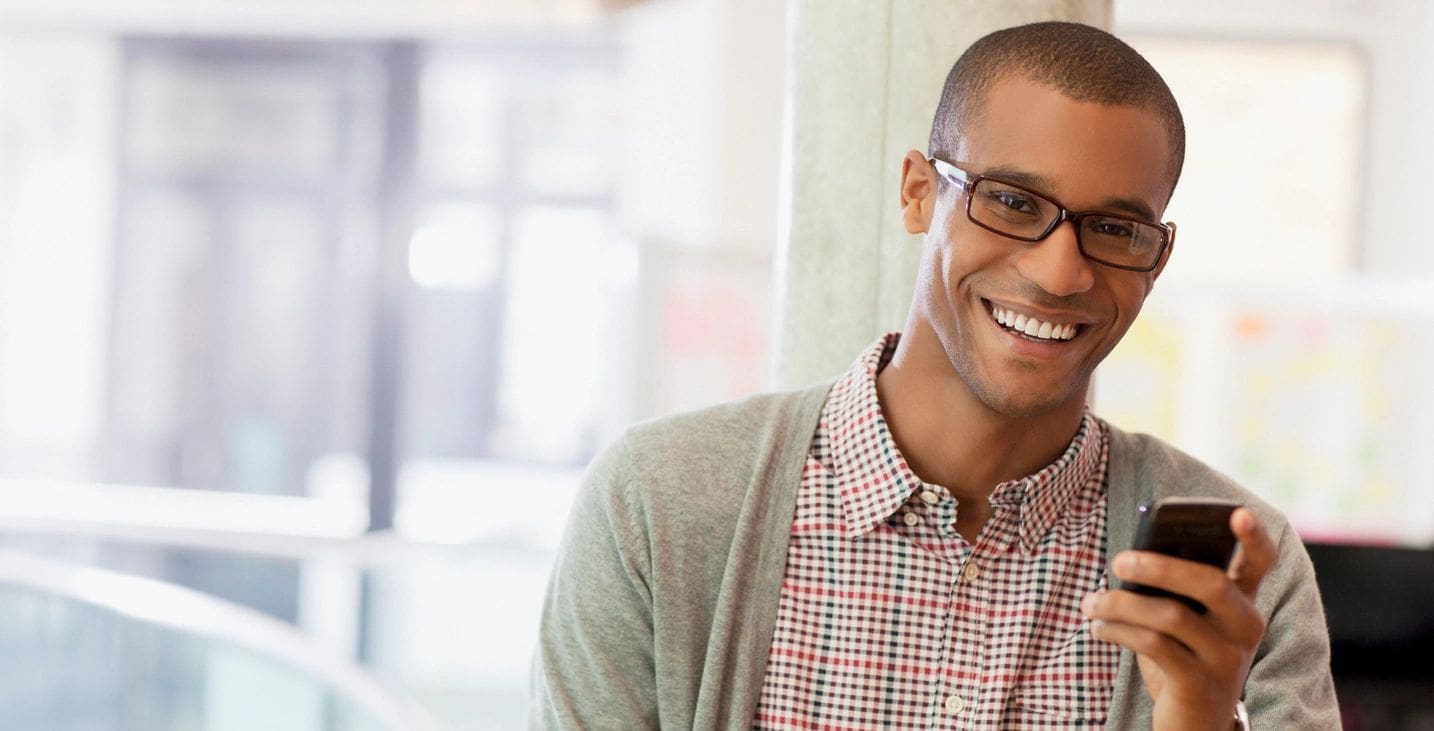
[962,562,980,582]
[903,511,921,527]
[920,490,939,505]
[944,694,965,714]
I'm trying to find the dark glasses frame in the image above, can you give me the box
[928,157,1175,272]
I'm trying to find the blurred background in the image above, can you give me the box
[0,0,1429,729]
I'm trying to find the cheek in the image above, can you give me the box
[931,245,975,315]
[941,230,1007,299]
[1119,275,1157,313]
[1101,279,1156,340]
[932,222,974,275]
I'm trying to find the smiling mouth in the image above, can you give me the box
[985,300,1083,342]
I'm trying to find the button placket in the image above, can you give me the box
[944,543,989,726]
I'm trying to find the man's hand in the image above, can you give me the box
[1081,507,1274,730]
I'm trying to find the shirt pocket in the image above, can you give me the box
[1010,679,1113,723]
[1007,623,1120,722]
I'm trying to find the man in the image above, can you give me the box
[531,21,1339,730]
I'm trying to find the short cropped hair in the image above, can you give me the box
[928,21,1186,197]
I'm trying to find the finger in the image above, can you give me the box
[1227,507,1276,598]
[1112,550,1232,611]
[1110,552,1263,640]
[1083,589,1226,661]
[1088,616,1202,679]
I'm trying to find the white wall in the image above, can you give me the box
[616,0,785,254]
[615,0,787,416]
[0,0,600,37]
[1117,0,1434,276]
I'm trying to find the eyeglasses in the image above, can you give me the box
[928,157,1174,272]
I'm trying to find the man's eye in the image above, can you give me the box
[1092,221,1135,237]
[990,191,1036,213]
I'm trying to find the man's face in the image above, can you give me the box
[916,75,1174,419]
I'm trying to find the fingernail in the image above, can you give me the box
[1089,619,1105,638]
[1080,593,1096,615]
[1114,552,1135,574]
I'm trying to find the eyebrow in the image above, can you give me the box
[979,165,1159,222]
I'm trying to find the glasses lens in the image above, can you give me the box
[968,179,1059,239]
[1079,215,1165,269]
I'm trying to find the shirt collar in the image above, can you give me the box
[826,333,926,537]
[990,413,1105,553]
[825,332,1105,551]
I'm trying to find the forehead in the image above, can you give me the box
[954,76,1175,217]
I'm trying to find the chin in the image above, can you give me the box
[969,377,1089,420]
[978,393,1067,420]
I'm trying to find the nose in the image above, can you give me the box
[1013,219,1096,297]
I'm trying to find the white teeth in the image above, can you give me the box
[990,303,1078,342]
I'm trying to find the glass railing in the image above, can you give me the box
[0,550,434,731]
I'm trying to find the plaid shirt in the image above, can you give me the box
[753,333,1119,730]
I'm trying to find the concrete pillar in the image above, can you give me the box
[775,0,1112,388]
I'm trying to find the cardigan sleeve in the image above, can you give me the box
[1241,516,1342,727]
[528,437,660,730]
[1101,426,1341,728]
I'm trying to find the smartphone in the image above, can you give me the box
[1119,497,1240,614]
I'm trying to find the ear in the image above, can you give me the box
[899,149,937,234]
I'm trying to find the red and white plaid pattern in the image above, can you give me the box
[753,333,1120,730]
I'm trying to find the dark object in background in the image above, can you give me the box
[1306,542,1434,730]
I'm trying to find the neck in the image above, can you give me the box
[874,326,1088,507]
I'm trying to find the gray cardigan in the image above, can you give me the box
[530,384,1339,729]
